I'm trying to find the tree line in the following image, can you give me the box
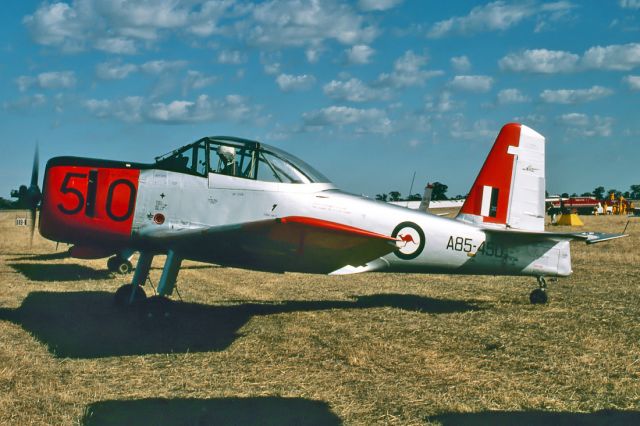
[375,183,640,202]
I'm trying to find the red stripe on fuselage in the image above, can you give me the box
[459,123,521,225]
[40,164,140,245]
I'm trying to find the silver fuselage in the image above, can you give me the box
[131,170,572,277]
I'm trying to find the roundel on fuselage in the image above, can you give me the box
[391,221,425,260]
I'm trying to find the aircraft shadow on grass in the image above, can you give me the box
[427,409,640,426]
[82,397,341,426]
[9,263,113,281]
[0,291,480,359]
[8,260,221,282]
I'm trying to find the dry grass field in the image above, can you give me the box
[1,210,639,425]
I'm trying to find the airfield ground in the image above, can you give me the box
[0,210,639,425]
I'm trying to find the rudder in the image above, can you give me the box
[456,123,546,231]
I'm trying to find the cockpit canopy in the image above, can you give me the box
[154,136,330,184]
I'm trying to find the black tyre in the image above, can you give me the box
[116,260,133,275]
[144,296,174,319]
[529,288,548,304]
[107,256,118,272]
[114,284,147,306]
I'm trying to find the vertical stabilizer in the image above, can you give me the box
[419,183,433,211]
[456,123,546,231]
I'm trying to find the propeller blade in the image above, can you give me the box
[29,207,37,247]
[28,143,41,248]
[30,143,39,188]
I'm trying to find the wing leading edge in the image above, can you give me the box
[136,216,398,274]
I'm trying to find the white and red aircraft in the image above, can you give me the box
[17,123,625,306]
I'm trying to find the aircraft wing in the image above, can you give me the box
[483,228,628,245]
[136,216,398,273]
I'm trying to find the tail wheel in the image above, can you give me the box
[529,288,548,304]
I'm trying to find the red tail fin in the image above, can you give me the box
[457,123,546,231]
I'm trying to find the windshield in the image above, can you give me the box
[154,137,331,184]
[262,145,331,183]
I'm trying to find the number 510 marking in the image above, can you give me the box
[57,171,136,222]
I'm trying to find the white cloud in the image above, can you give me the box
[275,74,316,92]
[16,71,76,91]
[558,112,589,126]
[260,51,282,75]
[624,75,640,90]
[22,2,86,52]
[620,0,640,9]
[500,43,640,73]
[425,91,460,112]
[183,70,218,93]
[376,50,443,89]
[140,60,187,74]
[3,94,47,111]
[558,113,614,137]
[345,44,374,65]
[217,50,247,65]
[497,88,530,104]
[247,0,377,47]
[540,86,613,104]
[94,37,137,54]
[451,55,471,72]
[302,105,391,134]
[427,1,574,38]
[84,96,144,122]
[448,75,493,92]
[96,62,138,80]
[450,116,495,139]
[499,49,579,73]
[323,78,389,102]
[23,0,236,53]
[39,71,77,89]
[358,0,403,11]
[84,93,260,124]
[305,47,324,64]
[581,43,640,71]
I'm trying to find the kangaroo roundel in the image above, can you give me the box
[392,221,425,260]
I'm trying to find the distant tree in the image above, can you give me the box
[0,197,18,209]
[388,191,402,202]
[630,184,640,199]
[561,192,569,198]
[431,182,448,200]
[570,193,578,197]
[623,191,631,198]
[581,192,593,197]
[375,193,388,202]
[407,193,422,201]
[593,186,605,199]
[607,189,621,198]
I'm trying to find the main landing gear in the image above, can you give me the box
[529,276,548,304]
[113,250,182,316]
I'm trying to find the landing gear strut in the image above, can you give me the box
[107,256,133,275]
[529,276,548,304]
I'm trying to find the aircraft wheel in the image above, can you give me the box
[114,284,147,307]
[143,296,174,319]
[529,288,548,305]
[108,256,133,274]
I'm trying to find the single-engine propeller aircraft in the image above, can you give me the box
[15,123,626,305]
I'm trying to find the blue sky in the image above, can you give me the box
[1,0,639,199]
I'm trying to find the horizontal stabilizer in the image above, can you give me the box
[483,227,628,244]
